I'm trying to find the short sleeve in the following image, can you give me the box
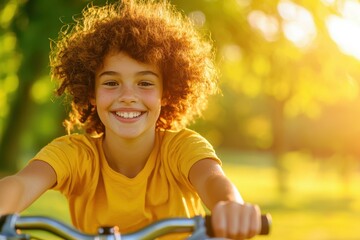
[164,129,221,189]
[29,134,98,196]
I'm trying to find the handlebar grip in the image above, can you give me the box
[260,214,272,235]
[205,213,272,237]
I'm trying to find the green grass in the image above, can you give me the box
[22,150,360,240]
[217,150,360,240]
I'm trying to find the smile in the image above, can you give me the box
[115,111,143,119]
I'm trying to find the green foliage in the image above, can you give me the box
[0,0,88,171]
[181,0,360,154]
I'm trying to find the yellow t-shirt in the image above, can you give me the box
[31,128,220,236]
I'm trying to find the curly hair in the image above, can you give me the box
[50,0,219,134]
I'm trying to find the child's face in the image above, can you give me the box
[93,51,163,140]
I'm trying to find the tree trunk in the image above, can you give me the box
[269,97,288,193]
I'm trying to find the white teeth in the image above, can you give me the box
[116,111,141,119]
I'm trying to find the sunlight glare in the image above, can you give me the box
[326,0,360,60]
[222,44,242,61]
[247,10,279,42]
[321,0,336,7]
[236,0,251,8]
[188,11,206,27]
[278,0,317,48]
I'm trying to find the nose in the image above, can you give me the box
[118,84,137,103]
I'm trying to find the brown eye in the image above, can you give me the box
[103,81,118,86]
[139,81,154,87]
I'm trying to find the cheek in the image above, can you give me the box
[95,90,112,107]
[147,94,162,110]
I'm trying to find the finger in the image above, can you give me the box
[248,204,261,238]
[212,201,227,238]
[226,202,242,239]
[236,203,252,239]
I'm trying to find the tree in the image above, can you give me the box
[174,0,360,192]
[0,0,86,173]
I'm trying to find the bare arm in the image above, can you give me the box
[189,159,243,208]
[189,159,261,240]
[0,160,56,215]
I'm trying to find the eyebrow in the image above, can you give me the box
[97,70,160,78]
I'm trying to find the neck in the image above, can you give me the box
[102,131,156,178]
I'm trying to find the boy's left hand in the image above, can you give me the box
[211,201,261,240]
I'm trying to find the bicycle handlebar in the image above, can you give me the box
[0,213,271,240]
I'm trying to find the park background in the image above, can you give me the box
[1,0,360,239]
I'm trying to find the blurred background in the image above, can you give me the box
[1,0,360,239]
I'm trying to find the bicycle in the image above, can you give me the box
[0,213,271,240]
